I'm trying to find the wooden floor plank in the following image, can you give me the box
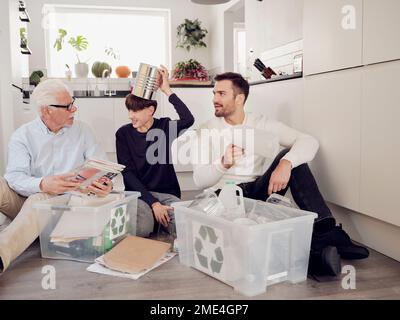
[1,190,399,299]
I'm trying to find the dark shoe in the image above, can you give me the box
[313,224,369,260]
[328,224,369,260]
[309,246,341,277]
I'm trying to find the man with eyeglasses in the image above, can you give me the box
[0,79,112,273]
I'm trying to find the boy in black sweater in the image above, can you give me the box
[116,65,194,237]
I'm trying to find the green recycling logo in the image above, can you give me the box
[193,222,225,280]
[109,204,127,240]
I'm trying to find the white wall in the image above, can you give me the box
[246,0,303,80]
[24,0,214,72]
[209,0,304,80]
[0,0,20,175]
[208,0,242,75]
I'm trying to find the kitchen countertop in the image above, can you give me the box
[249,72,303,86]
[21,73,304,99]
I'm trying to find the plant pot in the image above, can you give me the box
[75,63,89,78]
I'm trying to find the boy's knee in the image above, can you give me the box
[135,200,154,237]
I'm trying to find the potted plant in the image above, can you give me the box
[172,59,209,81]
[54,29,90,78]
[176,18,208,52]
[29,70,44,87]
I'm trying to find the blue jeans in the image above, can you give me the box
[237,148,334,224]
[135,191,180,237]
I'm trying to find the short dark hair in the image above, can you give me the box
[214,72,250,102]
[125,94,157,113]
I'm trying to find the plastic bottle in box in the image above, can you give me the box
[218,181,245,219]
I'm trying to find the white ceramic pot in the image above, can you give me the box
[75,63,89,78]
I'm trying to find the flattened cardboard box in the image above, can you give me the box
[103,235,171,274]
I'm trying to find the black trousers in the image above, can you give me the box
[218,148,335,225]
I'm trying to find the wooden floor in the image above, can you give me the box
[1,191,400,300]
[1,241,400,299]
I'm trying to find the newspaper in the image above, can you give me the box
[71,158,125,185]
[70,158,125,194]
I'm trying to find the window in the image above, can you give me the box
[43,5,170,77]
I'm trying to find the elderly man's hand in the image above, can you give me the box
[86,177,113,197]
[40,173,81,195]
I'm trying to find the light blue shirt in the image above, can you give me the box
[4,117,106,197]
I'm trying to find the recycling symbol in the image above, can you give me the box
[194,225,224,274]
[109,205,127,240]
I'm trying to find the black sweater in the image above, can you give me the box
[115,93,195,206]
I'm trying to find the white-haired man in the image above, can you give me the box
[0,79,112,272]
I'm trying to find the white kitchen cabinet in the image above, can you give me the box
[363,0,400,65]
[113,98,130,134]
[165,88,215,129]
[14,102,37,129]
[246,78,304,130]
[75,98,115,153]
[303,68,362,211]
[360,61,400,227]
[303,0,363,75]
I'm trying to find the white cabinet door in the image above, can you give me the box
[304,69,361,211]
[168,88,214,129]
[113,98,130,134]
[76,98,115,153]
[360,61,400,227]
[303,0,363,75]
[14,102,37,128]
[246,78,304,130]
[363,0,400,65]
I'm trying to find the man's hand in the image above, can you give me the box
[221,144,245,169]
[39,173,81,195]
[268,159,292,195]
[157,65,173,96]
[86,177,113,198]
[152,202,173,227]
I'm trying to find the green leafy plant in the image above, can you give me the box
[176,19,208,52]
[53,29,89,63]
[68,35,89,63]
[172,59,208,80]
[29,70,44,86]
[54,28,67,51]
[104,46,120,61]
[20,27,27,47]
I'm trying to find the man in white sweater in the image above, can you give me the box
[192,72,369,278]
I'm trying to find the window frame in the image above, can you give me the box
[43,4,171,77]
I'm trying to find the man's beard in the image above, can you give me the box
[214,104,225,117]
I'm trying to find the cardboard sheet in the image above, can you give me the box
[103,236,171,274]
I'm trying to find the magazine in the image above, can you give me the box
[69,158,125,193]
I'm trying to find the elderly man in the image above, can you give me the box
[0,79,112,272]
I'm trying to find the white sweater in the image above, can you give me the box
[191,112,319,190]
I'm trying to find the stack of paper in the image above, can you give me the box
[50,193,125,244]
[87,236,176,280]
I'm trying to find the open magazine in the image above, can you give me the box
[69,158,125,196]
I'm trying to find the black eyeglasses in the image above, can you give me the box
[49,96,76,111]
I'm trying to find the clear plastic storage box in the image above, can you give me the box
[173,198,317,297]
[34,191,140,263]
